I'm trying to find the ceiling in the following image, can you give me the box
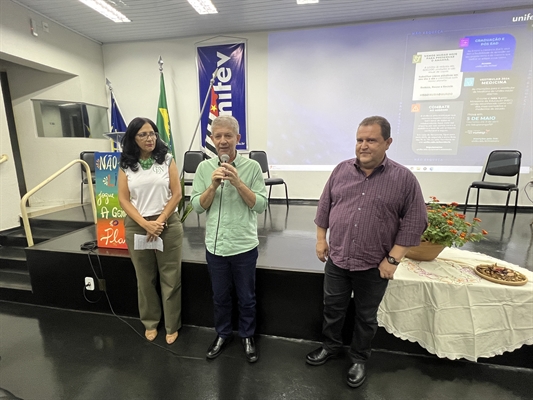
[11,0,533,44]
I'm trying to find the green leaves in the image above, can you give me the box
[422,197,487,248]
[177,177,192,223]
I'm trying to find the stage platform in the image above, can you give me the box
[2,203,532,369]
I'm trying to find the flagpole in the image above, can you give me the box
[188,67,218,152]
[105,78,125,151]
[106,78,113,92]
[156,56,177,161]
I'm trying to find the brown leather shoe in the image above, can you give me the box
[347,363,366,388]
[305,347,338,366]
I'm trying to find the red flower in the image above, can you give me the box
[482,230,488,235]
[423,196,485,248]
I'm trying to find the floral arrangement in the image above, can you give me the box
[422,196,488,248]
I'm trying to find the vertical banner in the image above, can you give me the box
[95,152,127,249]
[197,42,247,151]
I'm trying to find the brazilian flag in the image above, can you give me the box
[156,73,175,160]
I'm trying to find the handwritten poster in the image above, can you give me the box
[95,152,127,249]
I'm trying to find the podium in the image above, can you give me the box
[104,132,125,152]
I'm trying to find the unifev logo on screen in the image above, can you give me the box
[511,12,533,22]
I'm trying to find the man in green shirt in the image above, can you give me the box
[191,115,267,363]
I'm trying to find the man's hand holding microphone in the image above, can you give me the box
[212,154,241,189]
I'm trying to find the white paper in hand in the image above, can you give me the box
[133,234,164,252]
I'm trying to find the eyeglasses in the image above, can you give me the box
[136,132,158,140]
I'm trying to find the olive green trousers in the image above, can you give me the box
[125,212,183,334]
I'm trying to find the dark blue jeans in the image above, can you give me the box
[322,258,389,363]
[206,247,258,338]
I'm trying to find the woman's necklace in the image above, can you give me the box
[139,157,154,170]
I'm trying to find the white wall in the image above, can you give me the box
[1,0,531,210]
[0,77,20,230]
[103,33,533,205]
[0,0,110,209]
[101,37,266,159]
[102,34,272,197]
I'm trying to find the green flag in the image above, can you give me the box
[156,73,175,160]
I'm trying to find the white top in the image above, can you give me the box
[124,153,173,217]
[377,247,533,362]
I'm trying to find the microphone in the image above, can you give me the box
[220,154,229,187]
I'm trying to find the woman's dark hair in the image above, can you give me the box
[119,117,169,171]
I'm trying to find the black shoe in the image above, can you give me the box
[347,363,366,388]
[305,347,338,366]
[242,337,258,363]
[206,335,233,359]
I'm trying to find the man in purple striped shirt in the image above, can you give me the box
[306,116,427,388]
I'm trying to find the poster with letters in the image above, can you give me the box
[95,152,127,249]
[197,42,247,150]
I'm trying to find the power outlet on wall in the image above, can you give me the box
[85,277,95,291]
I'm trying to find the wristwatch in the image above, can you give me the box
[387,255,400,265]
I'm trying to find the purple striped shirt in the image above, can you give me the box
[315,156,428,271]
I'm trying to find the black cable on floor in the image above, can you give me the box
[83,248,204,360]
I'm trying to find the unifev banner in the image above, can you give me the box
[197,42,247,150]
[95,152,127,249]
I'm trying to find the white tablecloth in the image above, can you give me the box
[377,247,533,362]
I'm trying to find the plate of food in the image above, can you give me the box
[475,264,528,286]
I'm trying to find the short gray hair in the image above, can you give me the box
[212,115,239,135]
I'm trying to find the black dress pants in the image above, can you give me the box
[322,258,389,363]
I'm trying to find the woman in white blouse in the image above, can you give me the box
[118,117,183,345]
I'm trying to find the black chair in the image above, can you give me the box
[464,150,521,219]
[80,151,96,204]
[183,151,205,186]
[249,150,289,207]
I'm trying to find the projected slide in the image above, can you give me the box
[267,9,532,171]
[408,33,518,158]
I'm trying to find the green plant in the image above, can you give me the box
[422,196,488,248]
[178,178,194,223]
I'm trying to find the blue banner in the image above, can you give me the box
[110,92,127,152]
[197,43,247,150]
[111,93,127,133]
